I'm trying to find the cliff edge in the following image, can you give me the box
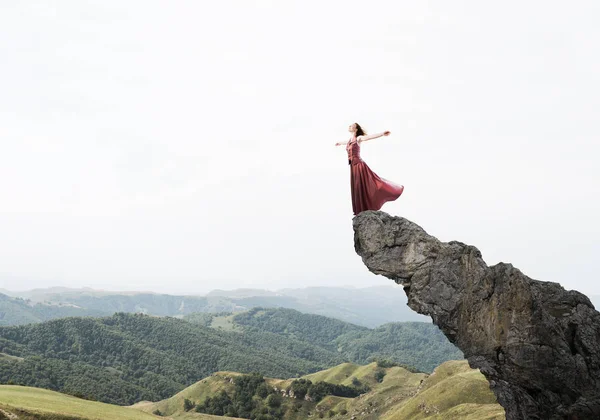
[353,211,600,420]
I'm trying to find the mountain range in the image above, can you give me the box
[0,285,430,328]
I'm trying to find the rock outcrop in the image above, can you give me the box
[353,211,600,420]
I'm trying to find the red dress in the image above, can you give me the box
[346,137,404,215]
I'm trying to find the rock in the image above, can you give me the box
[353,211,600,420]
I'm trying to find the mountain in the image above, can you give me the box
[135,360,504,420]
[234,286,431,327]
[0,309,461,405]
[10,290,238,316]
[0,292,106,326]
[207,288,280,298]
[1,285,429,328]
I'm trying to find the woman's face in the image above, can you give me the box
[348,123,357,133]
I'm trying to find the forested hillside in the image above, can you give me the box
[0,313,344,404]
[0,310,461,405]
[227,308,462,372]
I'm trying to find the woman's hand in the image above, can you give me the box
[383,131,391,136]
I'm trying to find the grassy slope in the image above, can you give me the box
[0,385,246,420]
[303,362,383,386]
[169,414,246,420]
[133,372,240,417]
[311,363,427,419]
[310,361,504,420]
[381,360,505,420]
[0,385,157,420]
[138,360,504,420]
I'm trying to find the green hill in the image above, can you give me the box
[381,360,505,419]
[207,307,463,372]
[0,384,240,420]
[132,372,241,417]
[137,360,504,420]
[0,385,157,420]
[0,360,503,420]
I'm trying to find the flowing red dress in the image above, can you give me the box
[346,137,404,215]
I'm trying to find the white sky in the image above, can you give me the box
[1,1,598,295]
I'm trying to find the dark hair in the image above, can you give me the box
[354,123,366,137]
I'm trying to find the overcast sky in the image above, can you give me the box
[1,1,598,296]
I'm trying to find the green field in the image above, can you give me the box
[303,362,387,386]
[0,385,246,420]
[0,385,157,420]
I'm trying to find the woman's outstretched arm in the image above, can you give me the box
[358,131,390,143]
[334,140,349,146]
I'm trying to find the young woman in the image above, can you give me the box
[335,123,404,215]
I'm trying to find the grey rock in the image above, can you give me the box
[353,211,600,420]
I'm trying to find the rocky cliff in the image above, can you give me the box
[353,211,600,420]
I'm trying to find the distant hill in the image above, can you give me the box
[0,292,106,326]
[207,288,280,298]
[136,360,504,420]
[0,309,461,405]
[222,307,461,372]
[1,285,429,327]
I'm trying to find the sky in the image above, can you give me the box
[0,1,598,295]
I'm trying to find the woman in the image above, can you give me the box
[335,123,404,215]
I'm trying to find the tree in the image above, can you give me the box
[184,398,195,411]
[289,378,312,400]
[374,368,386,383]
[266,393,282,408]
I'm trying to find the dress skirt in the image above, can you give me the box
[350,159,404,215]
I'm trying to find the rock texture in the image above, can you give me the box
[353,211,600,420]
